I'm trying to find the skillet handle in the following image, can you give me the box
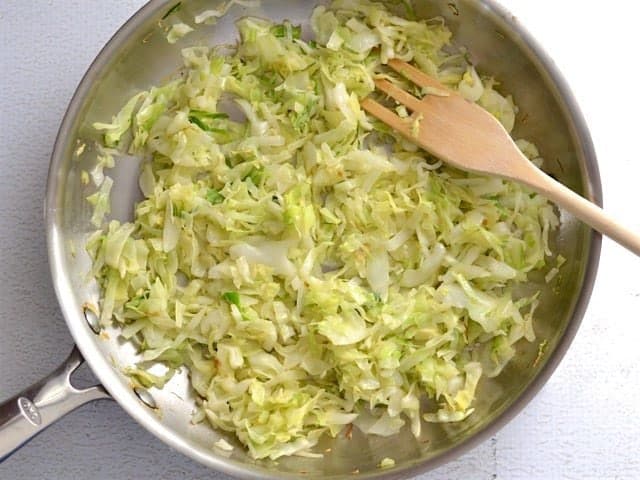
[0,346,111,461]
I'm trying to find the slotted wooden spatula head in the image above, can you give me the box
[361,59,533,183]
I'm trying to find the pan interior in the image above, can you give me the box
[48,0,597,477]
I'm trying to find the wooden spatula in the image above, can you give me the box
[361,59,640,256]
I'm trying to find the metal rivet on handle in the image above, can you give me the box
[18,397,42,426]
[133,387,157,409]
[82,304,100,334]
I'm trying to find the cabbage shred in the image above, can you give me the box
[88,0,559,460]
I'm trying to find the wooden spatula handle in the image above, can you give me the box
[526,167,640,255]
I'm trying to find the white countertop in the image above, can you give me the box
[1,1,639,478]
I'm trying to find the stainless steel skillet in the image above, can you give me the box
[0,0,601,478]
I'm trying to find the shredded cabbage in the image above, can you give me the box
[166,22,195,44]
[195,0,262,25]
[87,0,559,460]
[379,457,396,469]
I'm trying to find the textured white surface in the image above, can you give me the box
[1,1,639,479]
